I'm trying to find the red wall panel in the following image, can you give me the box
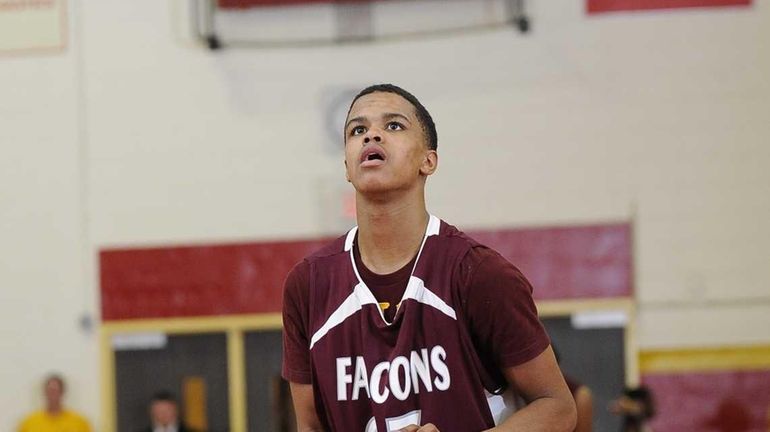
[100,223,631,321]
[219,0,364,8]
[643,370,770,431]
[100,239,330,320]
[468,223,631,301]
[587,0,751,14]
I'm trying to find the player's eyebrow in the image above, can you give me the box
[345,112,412,131]
[345,116,366,131]
[382,112,412,125]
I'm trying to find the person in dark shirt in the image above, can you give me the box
[139,391,197,432]
[609,386,655,432]
[282,84,576,431]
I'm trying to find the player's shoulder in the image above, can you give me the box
[437,219,482,247]
[437,219,503,261]
[437,220,525,278]
[287,229,354,279]
[283,233,348,285]
[304,231,351,262]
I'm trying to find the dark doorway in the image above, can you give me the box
[543,316,626,432]
[114,333,230,432]
[244,330,288,432]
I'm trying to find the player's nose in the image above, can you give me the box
[363,128,382,144]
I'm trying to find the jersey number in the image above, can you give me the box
[365,409,422,432]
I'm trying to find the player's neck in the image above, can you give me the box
[355,192,429,275]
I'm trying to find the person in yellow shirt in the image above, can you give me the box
[17,374,92,432]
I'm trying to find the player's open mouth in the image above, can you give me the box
[360,146,387,166]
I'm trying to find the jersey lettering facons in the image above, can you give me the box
[336,346,449,403]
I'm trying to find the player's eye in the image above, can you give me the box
[386,122,404,131]
[350,125,366,136]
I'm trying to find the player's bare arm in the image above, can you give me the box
[290,383,325,432]
[485,345,577,432]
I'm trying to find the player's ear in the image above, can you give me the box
[419,150,438,176]
[344,159,351,182]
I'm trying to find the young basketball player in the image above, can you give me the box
[282,84,576,431]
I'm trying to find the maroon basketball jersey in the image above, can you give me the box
[305,215,517,431]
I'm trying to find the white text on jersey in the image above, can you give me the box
[336,345,451,403]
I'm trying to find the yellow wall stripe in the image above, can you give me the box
[101,313,282,335]
[640,345,770,374]
[536,298,634,317]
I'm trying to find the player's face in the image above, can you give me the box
[344,92,437,195]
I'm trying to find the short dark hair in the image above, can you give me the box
[44,373,66,393]
[151,390,177,404]
[348,84,438,150]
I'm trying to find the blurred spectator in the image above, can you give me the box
[141,390,197,432]
[17,373,92,432]
[609,386,655,432]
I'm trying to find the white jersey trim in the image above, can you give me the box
[309,275,457,349]
[344,226,357,252]
[309,283,376,349]
[310,214,448,349]
[486,388,519,425]
[403,276,456,321]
